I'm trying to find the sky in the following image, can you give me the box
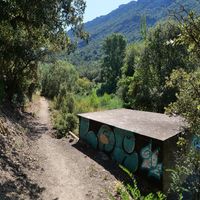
[84,0,135,22]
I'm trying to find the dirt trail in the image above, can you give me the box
[28,97,117,200]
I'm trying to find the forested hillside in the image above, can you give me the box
[67,0,200,69]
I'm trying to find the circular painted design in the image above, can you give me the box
[112,147,126,163]
[123,135,135,154]
[123,153,139,173]
[114,128,125,148]
[98,125,115,153]
[86,131,98,149]
[140,144,152,159]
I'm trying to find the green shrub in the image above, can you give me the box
[103,95,123,110]
[74,90,123,114]
[99,93,111,107]
[76,78,93,95]
[54,92,75,114]
[40,61,78,99]
[53,90,77,138]
[109,165,166,200]
[54,113,78,138]
[112,179,166,200]
[89,90,100,109]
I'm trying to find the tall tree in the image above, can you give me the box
[126,21,195,112]
[0,0,87,103]
[166,69,200,200]
[140,14,147,41]
[165,5,200,199]
[98,34,127,95]
[40,61,78,99]
[172,4,200,59]
[118,43,144,107]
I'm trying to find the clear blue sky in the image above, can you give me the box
[84,0,135,22]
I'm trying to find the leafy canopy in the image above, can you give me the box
[0,0,87,103]
[98,33,127,95]
[119,21,195,112]
[40,60,78,99]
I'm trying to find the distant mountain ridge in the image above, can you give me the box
[84,0,168,43]
[67,0,200,67]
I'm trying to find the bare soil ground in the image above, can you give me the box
[1,97,127,200]
[27,97,124,200]
[0,105,45,200]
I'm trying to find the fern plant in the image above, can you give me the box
[109,165,166,200]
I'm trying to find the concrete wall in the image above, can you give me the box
[79,117,165,188]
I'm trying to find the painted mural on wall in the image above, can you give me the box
[79,117,163,180]
[140,143,162,179]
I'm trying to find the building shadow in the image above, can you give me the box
[72,140,159,195]
[73,140,131,180]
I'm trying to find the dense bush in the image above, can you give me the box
[109,166,166,200]
[40,61,78,99]
[54,112,78,139]
[98,34,127,95]
[0,0,86,103]
[166,69,200,199]
[74,90,123,114]
[118,21,196,113]
[76,78,94,95]
[40,60,122,137]
[40,60,79,137]
[52,91,78,138]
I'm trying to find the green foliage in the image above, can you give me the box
[54,112,78,139]
[110,165,166,200]
[165,69,200,199]
[140,15,147,41]
[68,0,200,70]
[54,90,75,114]
[0,0,86,103]
[167,141,200,199]
[166,69,200,133]
[119,21,195,112]
[118,42,144,107]
[40,60,79,138]
[74,90,123,114]
[163,6,200,199]
[174,8,200,59]
[39,60,122,137]
[121,44,142,77]
[98,34,127,95]
[41,60,78,99]
[53,91,78,138]
[52,90,122,137]
[76,78,94,95]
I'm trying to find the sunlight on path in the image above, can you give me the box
[29,97,114,200]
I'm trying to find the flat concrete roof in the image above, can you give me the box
[78,109,185,141]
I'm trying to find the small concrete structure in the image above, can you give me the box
[78,109,185,192]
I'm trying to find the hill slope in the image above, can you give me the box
[67,0,200,68]
[84,0,169,43]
